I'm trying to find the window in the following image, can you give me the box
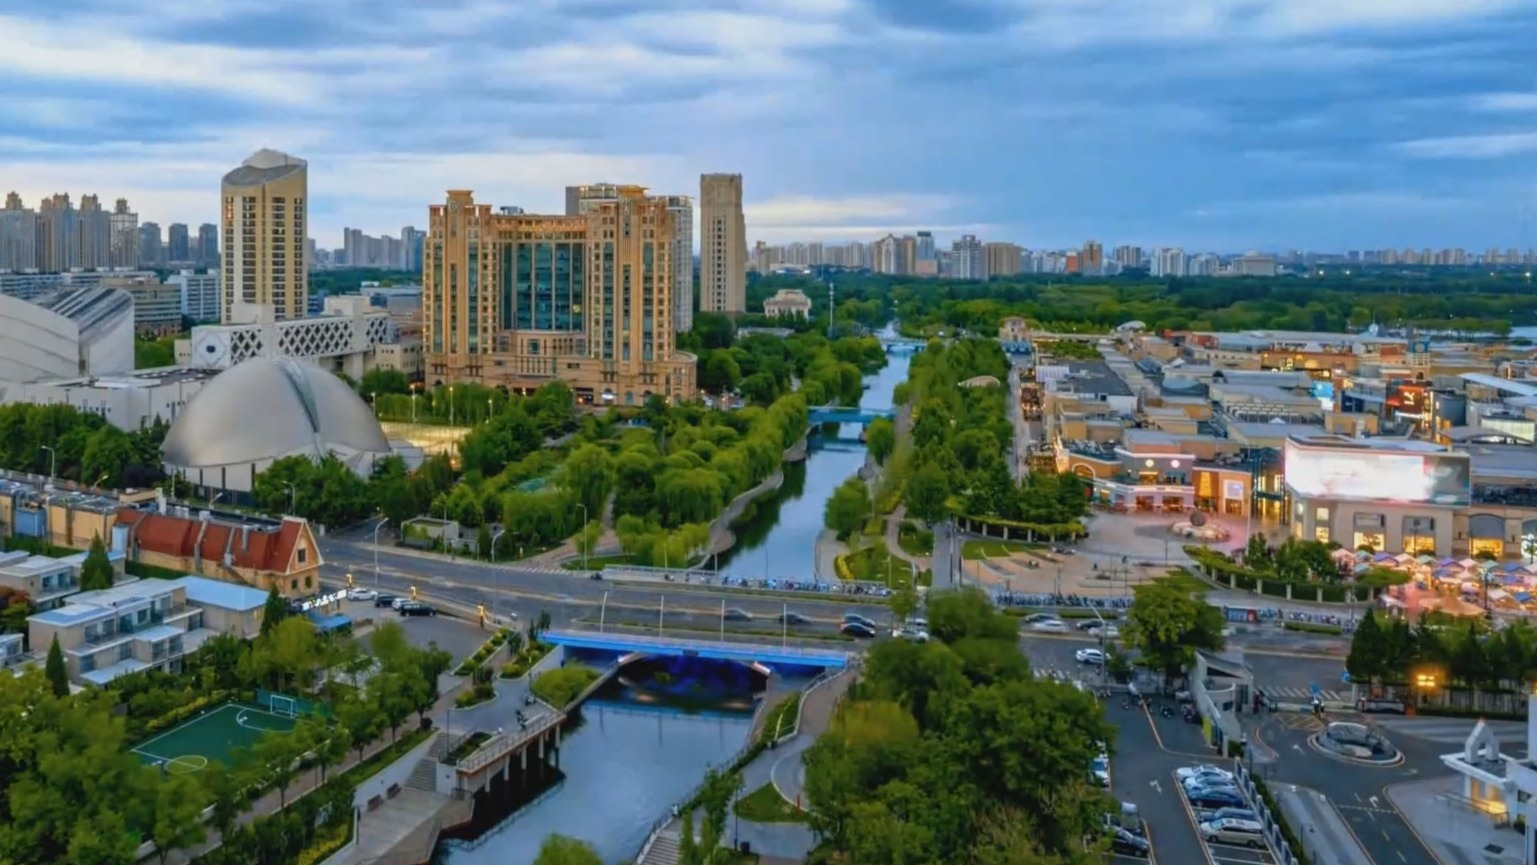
[305,575,313,590]
[297,547,307,564]
[290,578,298,591]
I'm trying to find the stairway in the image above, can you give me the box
[428,730,466,761]
[638,830,680,865]
[404,757,438,792]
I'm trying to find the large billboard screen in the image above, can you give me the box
[1284,440,1471,507]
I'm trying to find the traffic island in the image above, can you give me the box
[1308,721,1405,767]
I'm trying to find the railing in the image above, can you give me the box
[456,711,562,775]
[544,629,850,661]
[442,780,565,853]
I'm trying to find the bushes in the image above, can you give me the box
[499,639,553,679]
[759,693,802,745]
[1283,621,1342,635]
[530,664,602,708]
[139,691,234,738]
[195,772,354,865]
[454,628,515,676]
[456,665,496,708]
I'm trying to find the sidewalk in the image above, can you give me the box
[881,505,932,574]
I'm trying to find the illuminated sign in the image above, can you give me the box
[1283,440,1471,507]
[300,590,346,612]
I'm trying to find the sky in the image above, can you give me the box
[3,0,1537,252]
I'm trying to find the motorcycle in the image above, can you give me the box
[1159,705,1174,719]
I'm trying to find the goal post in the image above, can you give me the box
[270,695,298,718]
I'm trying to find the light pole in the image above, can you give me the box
[575,503,589,571]
[490,528,505,563]
[283,482,296,515]
[39,446,55,481]
[411,393,418,423]
[210,491,226,509]
[658,596,666,636]
[372,519,389,587]
[720,598,727,643]
[599,591,610,632]
[449,386,456,426]
[781,603,789,649]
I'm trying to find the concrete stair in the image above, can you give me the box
[404,757,438,792]
[639,830,680,865]
[428,731,468,761]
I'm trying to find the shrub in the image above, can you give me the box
[530,664,601,708]
[1283,621,1342,635]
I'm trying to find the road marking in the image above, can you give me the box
[1150,779,1161,793]
[1369,795,1379,809]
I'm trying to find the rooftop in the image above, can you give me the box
[1049,360,1134,398]
[1287,434,1453,454]
[172,575,269,612]
[0,554,71,576]
[79,658,149,686]
[1228,421,1329,441]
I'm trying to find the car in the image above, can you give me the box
[1200,807,1259,824]
[1184,776,1238,795]
[1075,619,1104,631]
[1021,612,1057,624]
[374,594,399,608]
[1187,788,1246,810]
[843,612,877,629]
[777,611,811,625]
[906,616,928,630]
[1089,756,1110,788]
[1200,817,1266,848]
[1095,625,1120,639]
[398,602,436,617]
[1109,828,1150,858]
[346,588,378,601]
[841,621,877,638]
[1030,619,1067,632]
[893,627,930,642]
[392,597,410,610]
[1075,648,1106,665]
[1176,765,1234,782]
[724,608,752,622]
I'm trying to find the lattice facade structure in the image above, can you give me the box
[189,312,396,371]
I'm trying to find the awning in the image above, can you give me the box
[307,611,352,633]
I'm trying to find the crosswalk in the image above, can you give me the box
[1264,686,1348,703]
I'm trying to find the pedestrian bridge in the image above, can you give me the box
[808,405,894,425]
[540,629,852,670]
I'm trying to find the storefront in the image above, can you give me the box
[1192,468,1252,517]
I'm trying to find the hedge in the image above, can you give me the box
[1283,621,1342,635]
[1184,545,1370,606]
[136,690,235,738]
[956,514,1087,541]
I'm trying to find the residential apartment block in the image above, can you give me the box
[220,149,308,322]
[699,173,746,315]
[423,187,696,406]
[28,578,204,685]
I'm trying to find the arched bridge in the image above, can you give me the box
[540,629,851,670]
[808,405,895,425]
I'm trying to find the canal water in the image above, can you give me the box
[439,673,756,865]
[716,345,912,579]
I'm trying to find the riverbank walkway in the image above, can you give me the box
[638,668,856,865]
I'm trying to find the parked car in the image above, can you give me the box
[1089,755,1109,788]
[843,613,877,630]
[1200,817,1266,848]
[1358,697,1407,714]
[398,602,437,617]
[1187,788,1246,810]
[892,627,930,642]
[906,617,928,630]
[1030,619,1068,632]
[392,597,411,610]
[724,608,753,622]
[1183,774,1237,794]
[1177,765,1234,783]
[1075,648,1106,665]
[374,594,399,608]
[1109,828,1150,858]
[841,621,877,638]
[778,611,811,625]
[346,588,378,601]
[1199,807,1259,824]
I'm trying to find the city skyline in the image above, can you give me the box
[2,1,1536,251]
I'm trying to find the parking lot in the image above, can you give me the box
[335,597,493,662]
[1171,770,1279,865]
[1102,697,1208,865]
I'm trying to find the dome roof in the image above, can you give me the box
[164,357,392,469]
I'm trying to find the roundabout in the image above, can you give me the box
[1308,721,1405,767]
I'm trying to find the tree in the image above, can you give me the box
[79,534,115,591]
[865,417,895,465]
[1123,580,1225,686]
[561,443,614,520]
[905,462,952,524]
[824,476,871,540]
[45,635,69,697]
[263,617,319,694]
[253,731,303,807]
[1345,608,1387,685]
[532,834,603,865]
[201,762,246,842]
[150,773,208,865]
[260,584,288,637]
[476,523,493,559]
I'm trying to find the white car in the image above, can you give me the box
[392,597,410,610]
[1177,765,1234,783]
[1075,648,1106,665]
[1200,818,1265,848]
[1030,619,1068,632]
[346,588,378,601]
[893,628,931,643]
[1095,625,1120,639]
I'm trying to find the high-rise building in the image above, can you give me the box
[1082,240,1104,273]
[138,223,163,269]
[916,231,936,263]
[196,223,218,268]
[424,187,695,402]
[873,234,900,274]
[77,195,111,270]
[167,223,190,263]
[38,194,79,273]
[400,226,425,271]
[983,242,1023,277]
[0,193,38,272]
[1152,247,1187,277]
[564,183,623,216]
[663,195,694,333]
[109,199,139,269]
[950,234,985,280]
[1113,245,1143,269]
[220,149,308,322]
[698,173,746,314]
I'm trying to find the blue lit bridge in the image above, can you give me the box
[540,629,852,671]
[808,405,895,425]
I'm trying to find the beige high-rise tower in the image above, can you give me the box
[220,149,308,322]
[699,173,746,315]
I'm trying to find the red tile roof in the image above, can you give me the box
[115,509,307,574]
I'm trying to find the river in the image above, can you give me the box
[715,346,913,579]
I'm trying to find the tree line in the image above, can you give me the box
[0,403,168,490]
[1346,608,1537,705]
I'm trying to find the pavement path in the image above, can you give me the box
[882,505,933,576]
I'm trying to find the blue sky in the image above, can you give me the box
[3,0,1536,252]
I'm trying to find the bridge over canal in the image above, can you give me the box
[539,629,852,671]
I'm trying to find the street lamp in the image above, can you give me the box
[372,519,390,587]
[575,503,589,571]
[283,482,297,515]
[39,445,55,481]
[210,491,226,509]
[448,386,456,426]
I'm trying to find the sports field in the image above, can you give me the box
[131,703,297,775]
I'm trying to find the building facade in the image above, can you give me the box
[664,195,694,333]
[424,188,696,405]
[220,149,308,322]
[699,173,746,315]
[167,270,221,323]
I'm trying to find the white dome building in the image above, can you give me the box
[163,356,393,495]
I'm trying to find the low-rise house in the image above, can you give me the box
[115,509,322,597]
[170,575,269,639]
[28,578,207,686]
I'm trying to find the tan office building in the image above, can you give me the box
[699,173,746,315]
[423,187,696,406]
[220,149,308,322]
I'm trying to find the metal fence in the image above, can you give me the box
[1233,760,1302,865]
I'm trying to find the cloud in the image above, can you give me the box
[2,0,1536,251]
[1395,132,1537,159]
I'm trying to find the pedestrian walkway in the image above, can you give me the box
[1373,716,1529,750]
[882,505,933,575]
[1264,686,1349,704]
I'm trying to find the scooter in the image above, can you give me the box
[1159,705,1174,719]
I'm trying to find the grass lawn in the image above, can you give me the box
[961,539,1037,560]
[562,553,634,570]
[843,539,933,587]
[759,693,802,744]
[896,522,934,557]
[734,783,806,824]
[1156,568,1212,593]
